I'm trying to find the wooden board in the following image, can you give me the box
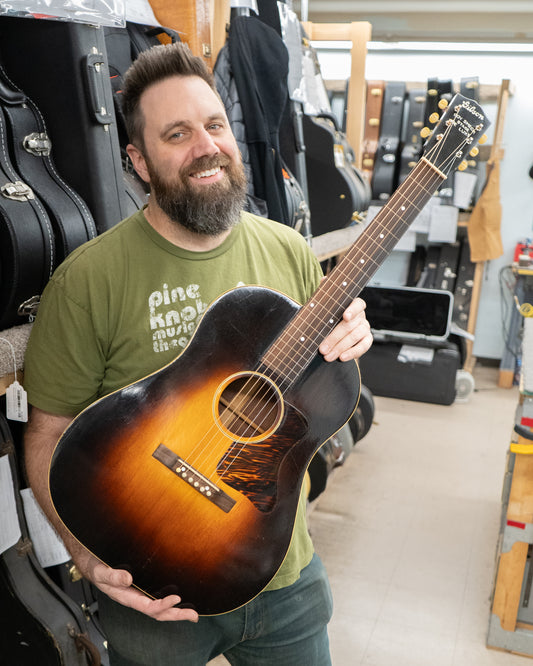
[148,0,213,64]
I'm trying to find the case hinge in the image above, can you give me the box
[24,132,52,157]
[1,180,34,201]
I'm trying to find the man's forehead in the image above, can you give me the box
[140,75,225,123]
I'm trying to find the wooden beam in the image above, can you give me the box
[303,21,372,169]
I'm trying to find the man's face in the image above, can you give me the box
[135,75,247,235]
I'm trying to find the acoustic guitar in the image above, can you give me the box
[49,94,490,616]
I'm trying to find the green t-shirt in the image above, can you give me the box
[24,208,323,593]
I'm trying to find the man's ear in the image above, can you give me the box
[126,143,150,183]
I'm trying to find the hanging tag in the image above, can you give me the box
[6,380,28,422]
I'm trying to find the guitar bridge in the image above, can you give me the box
[152,444,236,513]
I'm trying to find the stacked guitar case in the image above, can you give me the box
[0,16,140,332]
[0,414,108,665]
[0,14,158,661]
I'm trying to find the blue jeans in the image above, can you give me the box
[97,553,333,666]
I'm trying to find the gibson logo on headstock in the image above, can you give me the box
[461,99,485,121]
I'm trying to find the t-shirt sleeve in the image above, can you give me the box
[23,276,106,416]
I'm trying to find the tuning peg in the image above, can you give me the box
[467,160,477,168]
[457,160,468,171]
[429,112,440,124]
[362,158,374,168]
[438,98,449,110]
[420,127,432,138]
[469,146,479,157]
[478,134,488,144]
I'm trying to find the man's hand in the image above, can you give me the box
[318,296,372,362]
[86,559,199,622]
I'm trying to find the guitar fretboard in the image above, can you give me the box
[259,157,445,390]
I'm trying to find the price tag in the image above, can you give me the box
[6,380,28,422]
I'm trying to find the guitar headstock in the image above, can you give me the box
[421,93,491,176]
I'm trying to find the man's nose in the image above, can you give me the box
[192,128,221,158]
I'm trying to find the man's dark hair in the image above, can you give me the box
[121,42,217,151]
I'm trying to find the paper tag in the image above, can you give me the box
[6,380,28,422]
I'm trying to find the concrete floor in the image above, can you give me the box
[210,363,531,665]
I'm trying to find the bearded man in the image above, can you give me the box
[23,43,372,666]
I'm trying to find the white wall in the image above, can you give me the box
[316,42,533,359]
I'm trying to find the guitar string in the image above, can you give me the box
[185,170,437,476]
[179,109,484,486]
[202,121,477,483]
[209,118,481,477]
[184,115,479,483]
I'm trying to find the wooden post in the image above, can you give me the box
[302,21,372,170]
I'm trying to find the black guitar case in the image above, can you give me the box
[0,17,130,234]
[104,22,183,217]
[0,106,54,331]
[434,242,461,292]
[0,414,108,665]
[302,111,371,235]
[371,82,406,201]
[398,89,426,185]
[0,64,97,264]
[452,236,477,329]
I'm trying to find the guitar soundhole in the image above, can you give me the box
[214,372,283,442]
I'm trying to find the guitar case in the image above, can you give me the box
[452,236,476,330]
[434,242,461,293]
[398,88,426,185]
[104,21,182,216]
[371,81,406,201]
[0,17,130,234]
[0,63,97,264]
[302,111,371,235]
[282,161,310,233]
[0,414,108,665]
[0,105,54,331]
[361,80,385,182]
[358,339,460,406]
[417,245,441,289]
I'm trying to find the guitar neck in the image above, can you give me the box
[261,157,446,388]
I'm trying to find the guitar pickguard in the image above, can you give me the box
[217,402,308,513]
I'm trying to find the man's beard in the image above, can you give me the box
[145,153,247,236]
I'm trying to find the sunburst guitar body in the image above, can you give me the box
[49,287,359,616]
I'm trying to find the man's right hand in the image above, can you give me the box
[87,559,199,622]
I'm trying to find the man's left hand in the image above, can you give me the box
[318,297,372,362]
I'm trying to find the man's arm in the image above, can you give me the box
[24,406,198,623]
